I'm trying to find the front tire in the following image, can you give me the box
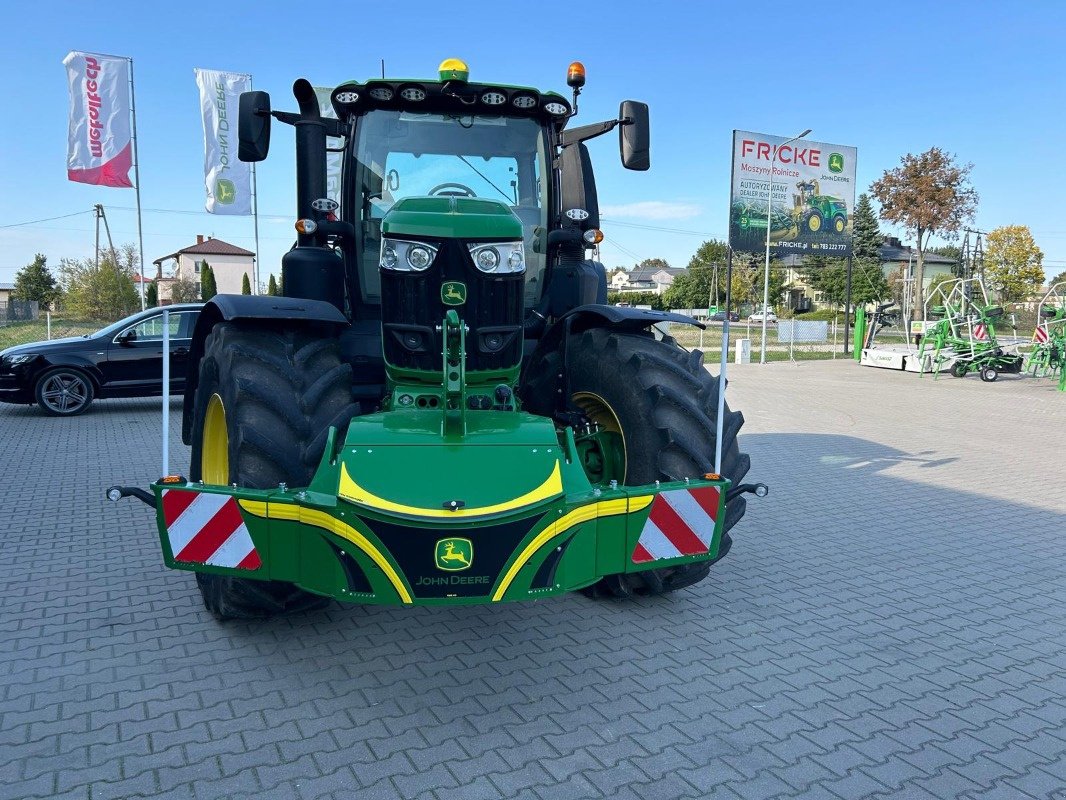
[980,366,999,382]
[950,360,969,378]
[189,322,357,620]
[522,329,750,598]
[35,367,94,416]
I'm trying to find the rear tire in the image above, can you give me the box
[950,361,969,378]
[189,322,357,620]
[522,328,750,598]
[980,366,999,383]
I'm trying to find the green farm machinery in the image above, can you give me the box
[919,278,1023,382]
[794,180,848,235]
[1024,282,1066,390]
[108,59,762,619]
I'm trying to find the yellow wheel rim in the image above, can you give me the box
[201,393,229,485]
[835,218,845,232]
[571,391,628,483]
[808,215,821,232]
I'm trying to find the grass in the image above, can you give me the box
[0,319,104,350]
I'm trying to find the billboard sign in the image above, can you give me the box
[729,131,857,257]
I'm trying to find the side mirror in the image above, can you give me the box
[619,100,650,171]
[119,329,137,346]
[238,91,271,162]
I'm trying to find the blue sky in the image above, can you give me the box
[2,0,1065,286]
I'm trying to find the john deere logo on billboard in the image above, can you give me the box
[215,178,237,205]
[435,538,473,571]
[441,281,467,306]
[729,131,857,257]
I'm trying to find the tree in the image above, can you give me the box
[241,273,252,295]
[802,256,848,308]
[845,193,891,307]
[58,243,140,320]
[12,254,61,309]
[200,262,218,301]
[1049,270,1066,287]
[171,277,200,303]
[852,194,882,262]
[984,225,1045,302]
[146,280,158,307]
[267,274,278,296]
[662,240,771,311]
[870,147,978,317]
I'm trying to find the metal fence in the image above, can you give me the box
[0,300,38,326]
[661,315,856,362]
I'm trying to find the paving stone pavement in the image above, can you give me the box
[1,359,1064,800]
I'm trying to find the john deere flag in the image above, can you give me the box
[63,51,133,187]
[195,68,252,214]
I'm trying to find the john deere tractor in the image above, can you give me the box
[795,180,848,235]
[113,59,758,619]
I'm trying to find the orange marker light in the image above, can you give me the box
[567,61,586,88]
[160,475,185,484]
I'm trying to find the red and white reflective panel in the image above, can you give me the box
[1035,327,1049,343]
[632,486,721,564]
[974,323,987,340]
[161,489,261,570]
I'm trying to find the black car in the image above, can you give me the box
[0,304,202,416]
[710,310,740,322]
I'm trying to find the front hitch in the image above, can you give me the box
[725,482,769,504]
[106,485,159,509]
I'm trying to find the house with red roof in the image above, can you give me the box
[152,235,256,302]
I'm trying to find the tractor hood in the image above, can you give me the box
[381,196,522,241]
[334,410,572,521]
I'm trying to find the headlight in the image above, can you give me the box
[468,242,524,274]
[380,238,438,272]
[3,353,36,367]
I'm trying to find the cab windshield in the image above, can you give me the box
[351,110,549,304]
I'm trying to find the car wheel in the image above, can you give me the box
[35,368,94,416]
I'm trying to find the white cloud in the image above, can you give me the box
[599,201,702,221]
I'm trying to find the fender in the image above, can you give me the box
[181,295,349,444]
[520,304,704,414]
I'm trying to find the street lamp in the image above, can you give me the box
[760,128,812,364]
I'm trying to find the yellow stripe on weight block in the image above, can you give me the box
[239,499,412,604]
[492,495,654,601]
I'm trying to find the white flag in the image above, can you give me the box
[195,68,252,215]
[63,51,133,187]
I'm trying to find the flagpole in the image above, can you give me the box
[128,56,146,310]
[250,74,260,295]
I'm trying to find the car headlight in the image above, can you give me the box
[380,238,439,272]
[3,353,36,367]
[467,242,524,274]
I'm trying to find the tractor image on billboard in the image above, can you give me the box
[794,180,848,235]
[108,59,765,620]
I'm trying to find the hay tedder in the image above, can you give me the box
[919,278,1023,382]
[108,59,762,619]
[1025,282,1066,390]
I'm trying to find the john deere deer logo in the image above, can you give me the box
[441,281,467,306]
[435,538,473,571]
[215,178,237,205]
[828,153,845,174]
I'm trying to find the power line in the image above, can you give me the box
[0,210,93,229]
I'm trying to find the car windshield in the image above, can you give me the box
[351,110,549,305]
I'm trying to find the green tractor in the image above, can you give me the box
[795,180,848,235]
[110,59,760,619]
